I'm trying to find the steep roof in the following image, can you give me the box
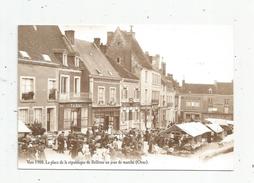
[18,25,66,64]
[181,83,215,94]
[18,25,84,69]
[75,39,120,78]
[181,81,233,95]
[106,56,139,80]
[215,82,233,95]
[108,28,153,70]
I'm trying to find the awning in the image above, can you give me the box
[205,118,232,126]
[18,120,31,133]
[206,123,224,133]
[175,122,211,137]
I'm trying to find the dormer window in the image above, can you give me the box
[208,88,213,94]
[108,71,113,76]
[42,54,51,62]
[96,69,102,75]
[19,51,30,59]
[63,53,68,66]
[75,56,79,67]
[116,57,121,64]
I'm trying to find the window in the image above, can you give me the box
[34,108,43,123]
[134,88,139,99]
[96,69,102,75]
[224,107,229,114]
[19,51,30,59]
[74,77,81,96]
[108,71,113,76]
[18,108,29,124]
[186,101,200,107]
[42,54,51,61]
[152,91,160,100]
[48,79,56,100]
[109,87,116,103]
[145,89,148,102]
[145,71,148,82]
[208,97,213,104]
[129,110,133,121]
[224,99,229,105]
[64,108,72,129]
[122,87,128,99]
[81,108,88,127]
[135,110,139,121]
[98,86,105,104]
[116,57,121,64]
[20,77,35,100]
[75,56,79,67]
[124,110,128,121]
[60,75,69,94]
[208,88,213,94]
[63,53,68,66]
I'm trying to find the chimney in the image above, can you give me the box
[94,38,101,48]
[129,25,135,37]
[107,32,113,45]
[65,30,75,45]
[161,62,166,76]
[182,80,185,86]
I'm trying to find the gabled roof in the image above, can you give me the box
[181,81,233,95]
[18,25,66,64]
[18,25,83,69]
[75,39,120,78]
[108,28,153,70]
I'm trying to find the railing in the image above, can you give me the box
[167,102,174,107]
[151,99,159,104]
[21,92,34,100]
[59,92,91,101]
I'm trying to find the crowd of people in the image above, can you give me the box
[18,124,184,161]
[18,134,47,160]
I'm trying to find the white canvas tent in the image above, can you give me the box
[205,118,229,126]
[18,120,31,133]
[206,123,224,133]
[175,122,211,137]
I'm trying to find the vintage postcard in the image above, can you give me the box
[17,25,234,170]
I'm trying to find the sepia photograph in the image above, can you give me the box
[17,25,234,170]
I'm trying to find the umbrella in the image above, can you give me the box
[18,120,31,133]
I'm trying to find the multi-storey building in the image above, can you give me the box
[105,50,141,130]
[179,80,233,122]
[104,27,157,130]
[74,37,122,131]
[18,26,92,132]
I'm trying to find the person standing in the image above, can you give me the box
[57,132,65,153]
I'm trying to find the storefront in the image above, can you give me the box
[59,102,91,131]
[92,107,120,131]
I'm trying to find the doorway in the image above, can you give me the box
[47,108,55,131]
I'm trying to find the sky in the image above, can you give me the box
[60,25,233,84]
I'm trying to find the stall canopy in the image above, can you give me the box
[206,123,224,133]
[205,118,234,126]
[18,120,31,133]
[175,122,211,137]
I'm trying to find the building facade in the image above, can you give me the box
[179,80,234,122]
[18,26,92,132]
[74,38,122,131]
[104,27,157,130]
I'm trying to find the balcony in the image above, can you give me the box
[167,102,174,107]
[59,92,91,103]
[151,99,159,105]
[21,91,34,101]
